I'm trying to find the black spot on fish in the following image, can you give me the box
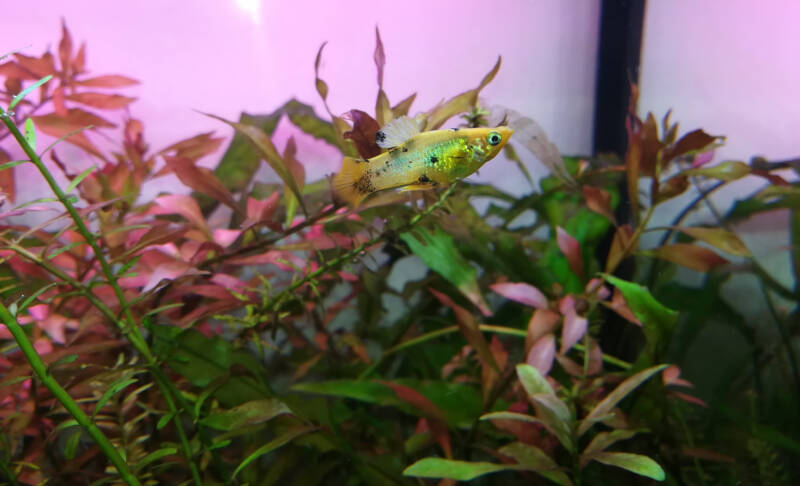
[451,127,459,132]
[389,147,400,157]
[402,147,408,152]
[375,131,386,143]
[418,174,431,184]
[430,156,438,164]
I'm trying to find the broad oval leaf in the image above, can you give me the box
[526,334,555,376]
[591,451,665,481]
[490,282,548,309]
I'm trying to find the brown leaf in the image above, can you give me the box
[653,175,688,204]
[605,224,634,273]
[664,129,720,163]
[583,186,615,224]
[429,289,498,373]
[0,147,15,203]
[426,56,501,129]
[380,381,447,423]
[673,226,750,257]
[342,109,382,159]
[64,92,136,110]
[392,92,416,117]
[158,132,223,161]
[646,243,728,272]
[526,309,560,353]
[58,19,73,74]
[639,113,663,177]
[163,156,240,213]
[624,120,642,221]
[376,89,391,127]
[52,87,68,116]
[374,26,386,89]
[684,160,750,181]
[14,53,56,78]
[73,75,140,88]
[314,42,329,102]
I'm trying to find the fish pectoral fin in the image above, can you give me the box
[376,116,422,148]
[398,183,436,193]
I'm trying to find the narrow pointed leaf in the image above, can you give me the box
[24,118,36,151]
[499,442,572,485]
[644,243,728,272]
[164,156,239,212]
[556,226,583,277]
[93,378,138,417]
[134,447,177,471]
[74,75,139,88]
[426,57,501,129]
[65,165,97,194]
[64,92,136,109]
[578,364,668,436]
[684,160,750,181]
[199,398,291,431]
[392,92,416,117]
[580,429,639,467]
[404,458,518,481]
[673,226,749,256]
[490,282,548,309]
[233,425,315,478]
[9,74,53,109]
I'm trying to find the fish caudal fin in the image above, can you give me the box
[333,156,371,207]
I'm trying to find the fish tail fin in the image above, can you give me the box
[333,156,370,207]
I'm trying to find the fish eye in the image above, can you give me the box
[487,131,502,146]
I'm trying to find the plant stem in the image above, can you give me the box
[0,458,19,486]
[0,302,142,486]
[0,106,205,485]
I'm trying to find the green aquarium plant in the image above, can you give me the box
[0,22,796,486]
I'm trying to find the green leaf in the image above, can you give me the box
[480,411,542,424]
[134,447,177,471]
[684,160,750,181]
[499,441,573,485]
[46,353,77,373]
[401,226,490,315]
[577,364,668,436]
[590,452,665,481]
[516,364,574,451]
[199,398,291,431]
[156,411,175,430]
[580,429,640,467]
[65,165,97,194]
[93,377,138,418]
[232,425,315,478]
[64,428,82,460]
[601,274,678,358]
[24,118,36,151]
[17,282,57,312]
[9,75,53,110]
[403,458,518,481]
[672,226,750,256]
[151,324,231,387]
[46,241,85,260]
[0,160,28,171]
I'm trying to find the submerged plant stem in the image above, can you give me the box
[0,302,142,486]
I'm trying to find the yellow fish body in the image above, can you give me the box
[333,116,513,207]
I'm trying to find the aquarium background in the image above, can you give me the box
[1,0,799,485]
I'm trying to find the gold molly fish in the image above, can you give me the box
[333,115,513,207]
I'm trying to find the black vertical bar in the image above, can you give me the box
[592,0,647,156]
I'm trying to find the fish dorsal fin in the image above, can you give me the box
[375,116,422,148]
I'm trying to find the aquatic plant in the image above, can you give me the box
[0,21,796,486]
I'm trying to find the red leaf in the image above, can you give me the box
[52,87,67,116]
[31,113,107,160]
[72,42,86,73]
[490,282,548,309]
[647,243,728,272]
[0,147,15,204]
[671,391,707,407]
[152,194,208,234]
[58,19,73,74]
[380,381,447,423]
[639,113,663,177]
[582,186,616,224]
[430,289,498,373]
[212,229,242,248]
[691,150,715,168]
[14,53,56,78]
[343,110,382,159]
[163,156,239,212]
[526,333,555,376]
[73,75,140,88]
[142,261,208,292]
[559,296,588,354]
[64,92,136,110]
[662,365,693,388]
[654,175,689,204]
[244,192,280,229]
[603,288,641,326]
[526,309,560,352]
[0,61,34,80]
[283,136,306,191]
[556,227,583,277]
[664,129,720,162]
[33,109,115,131]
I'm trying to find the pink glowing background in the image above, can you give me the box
[3,0,799,225]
